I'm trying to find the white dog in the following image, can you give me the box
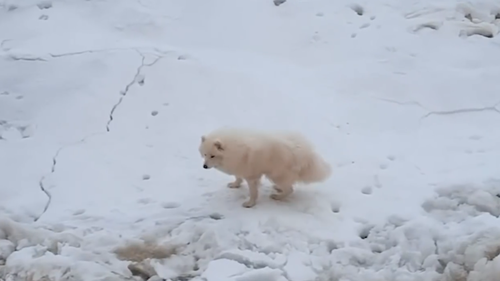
[198,127,332,207]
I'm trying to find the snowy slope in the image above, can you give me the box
[1,0,500,280]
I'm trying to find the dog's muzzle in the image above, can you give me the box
[203,164,209,169]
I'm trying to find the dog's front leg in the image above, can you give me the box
[242,178,260,208]
[227,177,243,188]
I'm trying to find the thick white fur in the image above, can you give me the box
[199,128,332,207]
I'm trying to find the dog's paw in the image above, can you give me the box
[273,185,283,193]
[227,182,241,188]
[270,193,284,200]
[242,200,256,208]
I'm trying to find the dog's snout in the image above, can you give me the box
[203,164,208,169]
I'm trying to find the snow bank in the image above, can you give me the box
[1,182,500,281]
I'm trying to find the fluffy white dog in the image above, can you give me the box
[199,127,332,207]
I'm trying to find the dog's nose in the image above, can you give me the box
[203,164,208,169]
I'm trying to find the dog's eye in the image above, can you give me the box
[210,155,215,158]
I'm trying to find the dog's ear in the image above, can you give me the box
[201,135,206,142]
[214,139,224,151]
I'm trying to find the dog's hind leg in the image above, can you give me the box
[273,185,282,193]
[227,177,243,188]
[271,185,294,200]
[270,176,295,201]
[242,177,260,208]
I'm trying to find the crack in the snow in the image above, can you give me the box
[6,54,47,61]
[370,96,429,111]
[49,47,173,58]
[106,51,162,132]
[35,176,52,222]
[371,96,500,121]
[420,101,500,120]
[34,51,163,220]
[35,132,105,222]
[49,48,130,58]
[30,50,164,221]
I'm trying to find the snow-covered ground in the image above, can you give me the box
[1,0,500,280]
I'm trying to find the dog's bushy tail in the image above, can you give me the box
[297,152,332,184]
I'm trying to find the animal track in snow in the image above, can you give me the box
[138,198,154,204]
[161,202,180,209]
[350,4,364,16]
[330,201,341,213]
[2,91,24,101]
[469,135,483,140]
[273,0,286,7]
[72,209,85,216]
[177,54,193,60]
[142,174,151,180]
[358,224,374,239]
[359,23,370,29]
[37,1,52,9]
[6,4,17,11]
[39,15,49,20]
[387,155,396,161]
[361,186,373,195]
[151,110,158,116]
[209,213,224,220]
[379,163,388,170]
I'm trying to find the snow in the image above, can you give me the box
[1,0,500,280]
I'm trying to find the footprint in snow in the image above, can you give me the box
[350,4,364,16]
[358,224,374,239]
[138,198,154,204]
[330,201,341,213]
[361,186,373,195]
[161,202,181,209]
[469,135,483,140]
[72,209,85,216]
[37,1,52,9]
[360,23,370,29]
[209,213,224,220]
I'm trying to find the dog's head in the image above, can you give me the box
[199,135,225,169]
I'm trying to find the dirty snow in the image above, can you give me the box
[1,0,500,280]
